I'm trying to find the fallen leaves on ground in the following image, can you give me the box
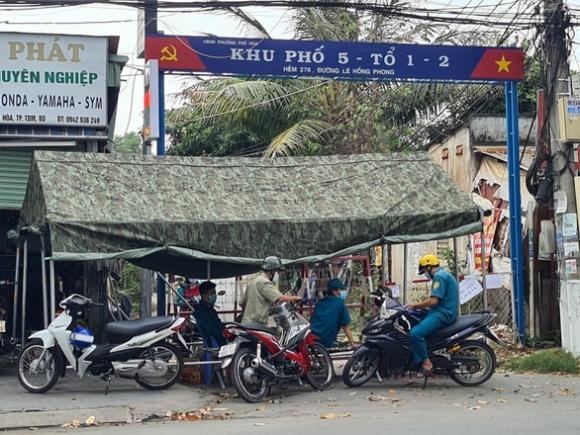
[524,398,538,403]
[61,417,98,429]
[320,412,351,419]
[166,406,233,422]
[61,419,81,428]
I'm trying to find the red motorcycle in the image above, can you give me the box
[219,302,333,402]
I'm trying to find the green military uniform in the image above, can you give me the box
[242,273,282,325]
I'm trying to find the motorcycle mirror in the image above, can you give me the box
[217,290,226,296]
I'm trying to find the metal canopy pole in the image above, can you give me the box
[505,80,525,343]
[403,243,408,305]
[50,260,56,321]
[481,229,488,311]
[453,237,461,315]
[40,235,48,328]
[20,238,28,346]
[12,239,21,338]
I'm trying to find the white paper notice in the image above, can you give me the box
[387,284,400,298]
[564,242,580,257]
[563,213,579,238]
[459,278,484,305]
[555,190,568,214]
[566,259,578,275]
[484,274,504,290]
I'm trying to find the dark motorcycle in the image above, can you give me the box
[342,288,502,388]
[219,302,334,402]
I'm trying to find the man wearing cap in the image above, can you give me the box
[193,281,226,346]
[310,278,358,348]
[241,256,302,326]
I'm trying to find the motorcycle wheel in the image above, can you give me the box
[17,339,61,393]
[305,343,334,390]
[135,342,183,390]
[342,352,379,388]
[231,347,270,403]
[448,340,496,387]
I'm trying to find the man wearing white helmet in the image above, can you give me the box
[241,256,302,326]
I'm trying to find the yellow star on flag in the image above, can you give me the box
[495,55,512,73]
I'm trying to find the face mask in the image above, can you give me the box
[272,272,279,285]
[339,290,348,300]
[208,294,217,305]
[424,270,433,280]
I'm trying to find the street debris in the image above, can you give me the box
[320,412,351,419]
[524,398,538,403]
[166,406,233,422]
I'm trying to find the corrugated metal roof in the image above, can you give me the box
[473,145,535,170]
[0,150,32,210]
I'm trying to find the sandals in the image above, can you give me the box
[415,366,434,379]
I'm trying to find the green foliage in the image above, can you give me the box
[167,5,543,157]
[113,131,141,154]
[119,262,141,313]
[505,349,580,374]
[440,248,457,276]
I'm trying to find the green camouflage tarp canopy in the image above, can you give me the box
[18,151,482,278]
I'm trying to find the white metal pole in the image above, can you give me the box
[40,235,48,328]
[21,238,28,346]
[50,260,56,321]
[12,239,20,338]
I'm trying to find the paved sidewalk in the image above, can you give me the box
[0,364,211,430]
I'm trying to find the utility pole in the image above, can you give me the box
[544,0,578,348]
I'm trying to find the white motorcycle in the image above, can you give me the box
[17,294,185,393]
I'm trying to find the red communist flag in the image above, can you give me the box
[145,36,207,72]
[470,48,524,81]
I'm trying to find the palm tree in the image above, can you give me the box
[167,1,531,157]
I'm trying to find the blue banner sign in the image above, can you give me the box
[146,35,524,83]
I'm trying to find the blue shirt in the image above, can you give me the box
[430,268,459,324]
[310,296,351,347]
[193,301,226,346]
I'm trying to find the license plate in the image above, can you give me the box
[0,321,5,333]
[218,343,237,358]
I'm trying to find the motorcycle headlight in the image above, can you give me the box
[380,308,399,319]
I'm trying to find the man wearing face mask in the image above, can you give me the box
[193,281,226,346]
[406,254,459,377]
[310,278,358,348]
[241,256,302,327]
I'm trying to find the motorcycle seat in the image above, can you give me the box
[429,313,486,339]
[228,322,277,335]
[105,316,174,341]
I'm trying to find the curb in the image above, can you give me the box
[0,406,133,430]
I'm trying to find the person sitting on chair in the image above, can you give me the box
[310,278,358,349]
[193,281,226,346]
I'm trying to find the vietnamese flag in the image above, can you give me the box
[470,48,524,81]
[145,35,207,72]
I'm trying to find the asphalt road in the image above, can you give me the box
[19,371,580,435]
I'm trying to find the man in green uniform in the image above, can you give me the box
[241,256,301,326]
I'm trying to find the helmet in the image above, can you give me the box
[418,254,440,275]
[262,256,285,271]
[327,278,345,291]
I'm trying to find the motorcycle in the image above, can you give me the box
[342,288,502,388]
[17,294,185,393]
[219,302,334,402]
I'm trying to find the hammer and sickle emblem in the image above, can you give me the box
[160,45,178,62]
